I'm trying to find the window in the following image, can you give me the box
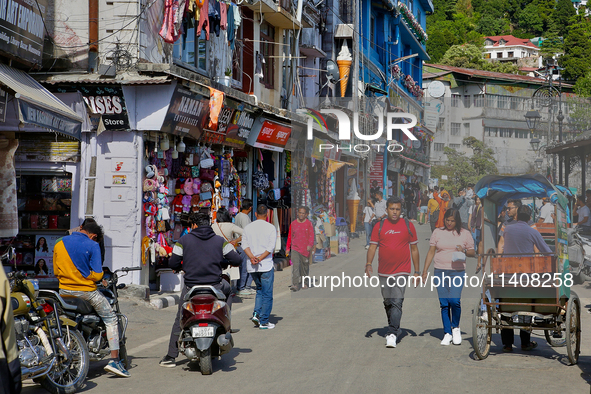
[434,143,444,151]
[260,22,275,88]
[515,130,529,139]
[451,122,461,136]
[497,95,508,109]
[463,123,470,135]
[408,0,414,12]
[510,96,520,110]
[485,127,498,137]
[499,128,513,138]
[485,95,496,107]
[172,27,208,73]
[451,94,461,107]
[370,16,376,49]
[463,95,471,108]
[437,117,445,131]
[508,51,514,58]
[497,52,503,59]
[485,39,493,46]
[450,143,461,149]
[499,39,506,45]
[474,94,484,107]
[484,53,491,59]
[231,24,243,87]
[416,10,421,24]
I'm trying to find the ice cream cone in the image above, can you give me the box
[347,199,360,233]
[337,59,352,97]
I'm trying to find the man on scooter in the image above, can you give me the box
[54,221,130,377]
[160,212,242,368]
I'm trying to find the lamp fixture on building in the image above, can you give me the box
[529,138,541,152]
[171,136,179,159]
[160,133,170,151]
[535,158,543,170]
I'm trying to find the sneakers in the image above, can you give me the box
[237,289,255,296]
[452,327,462,345]
[259,323,275,330]
[365,245,369,250]
[104,359,131,377]
[521,341,538,351]
[386,334,397,348]
[440,333,453,346]
[251,313,260,327]
[159,355,176,368]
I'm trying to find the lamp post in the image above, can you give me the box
[535,158,544,171]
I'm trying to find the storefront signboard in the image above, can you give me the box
[0,0,46,66]
[224,109,255,149]
[161,85,209,140]
[247,117,291,152]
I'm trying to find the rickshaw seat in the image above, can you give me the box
[536,224,555,236]
[490,255,555,275]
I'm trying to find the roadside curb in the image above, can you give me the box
[150,293,181,309]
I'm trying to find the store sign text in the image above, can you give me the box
[83,96,123,114]
[318,143,404,153]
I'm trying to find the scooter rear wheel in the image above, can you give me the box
[199,348,212,375]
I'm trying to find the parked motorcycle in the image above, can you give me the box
[8,270,89,394]
[568,226,591,284]
[39,266,141,369]
[178,280,234,375]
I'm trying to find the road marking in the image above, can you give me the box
[129,290,291,355]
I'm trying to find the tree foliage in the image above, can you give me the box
[439,44,520,74]
[430,137,499,190]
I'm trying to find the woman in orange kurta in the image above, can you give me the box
[434,190,450,228]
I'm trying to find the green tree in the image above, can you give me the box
[518,3,544,36]
[561,14,591,81]
[549,0,576,37]
[430,137,498,189]
[439,44,521,74]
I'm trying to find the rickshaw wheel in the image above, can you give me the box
[566,291,581,365]
[473,300,491,360]
[544,329,566,347]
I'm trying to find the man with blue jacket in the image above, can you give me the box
[54,221,129,377]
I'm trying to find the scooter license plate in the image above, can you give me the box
[191,326,215,337]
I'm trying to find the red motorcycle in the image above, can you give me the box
[178,282,233,375]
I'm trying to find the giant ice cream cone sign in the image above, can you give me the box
[336,41,352,97]
[347,178,360,232]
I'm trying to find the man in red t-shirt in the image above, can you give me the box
[286,206,315,291]
[365,196,420,348]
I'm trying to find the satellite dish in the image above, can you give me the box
[427,81,445,98]
[326,60,340,84]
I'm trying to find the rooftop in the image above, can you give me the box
[484,35,539,49]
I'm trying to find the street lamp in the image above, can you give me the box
[525,110,542,132]
[530,138,541,152]
[535,158,544,171]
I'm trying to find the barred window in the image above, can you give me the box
[450,143,461,149]
[437,117,445,131]
[514,130,529,139]
[463,123,470,135]
[499,128,513,137]
[451,122,461,136]
[474,94,484,107]
[485,95,496,107]
[485,127,498,137]
[497,95,508,109]
[451,94,461,107]
[510,96,520,110]
[434,143,445,151]
[463,95,471,108]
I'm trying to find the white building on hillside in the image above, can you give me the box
[483,35,539,62]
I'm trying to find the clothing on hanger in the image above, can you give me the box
[196,0,210,39]
[255,52,265,79]
[220,1,228,30]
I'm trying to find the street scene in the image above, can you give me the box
[2,0,591,392]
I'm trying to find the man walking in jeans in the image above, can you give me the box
[235,199,255,296]
[286,206,315,291]
[243,205,277,329]
[365,196,420,348]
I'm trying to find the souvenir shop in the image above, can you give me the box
[137,82,256,290]
[291,134,357,262]
[0,70,87,280]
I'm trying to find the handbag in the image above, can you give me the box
[452,251,466,264]
[143,179,157,192]
[179,166,191,178]
[200,168,216,181]
[191,165,200,178]
[157,220,167,233]
[200,191,213,201]
[200,150,214,169]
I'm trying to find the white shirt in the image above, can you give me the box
[242,219,277,273]
[363,206,374,223]
[374,199,387,219]
[466,189,474,199]
[578,205,591,226]
[539,202,554,224]
[234,212,251,229]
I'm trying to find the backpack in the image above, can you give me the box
[378,218,413,240]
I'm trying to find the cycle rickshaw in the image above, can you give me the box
[472,174,581,365]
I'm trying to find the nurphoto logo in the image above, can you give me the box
[303,98,418,154]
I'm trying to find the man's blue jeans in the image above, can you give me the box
[364,222,372,246]
[251,268,274,325]
[434,269,465,335]
[236,246,252,290]
[471,229,481,250]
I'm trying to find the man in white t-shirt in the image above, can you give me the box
[363,201,375,250]
[537,198,554,224]
[234,199,254,296]
[242,204,278,330]
[576,196,591,231]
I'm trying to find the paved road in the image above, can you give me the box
[23,223,591,393]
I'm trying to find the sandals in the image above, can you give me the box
[521,341,538,351]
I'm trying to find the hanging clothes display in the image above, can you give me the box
[254,53,265,79]
[196,0,210,40]
[209,0,221,37]
[220,1,228,30]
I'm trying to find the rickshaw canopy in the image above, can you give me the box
[475,174,569,209]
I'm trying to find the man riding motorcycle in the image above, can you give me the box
[53,220,130,378]
[159,212,242,368]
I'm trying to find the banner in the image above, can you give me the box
[247,118,292,152]
[0,0,46,65]
[161,85,209,140]
[18,100,82,140]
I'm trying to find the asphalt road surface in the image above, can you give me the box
[22,223,591,393]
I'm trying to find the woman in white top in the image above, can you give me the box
[363,201,375,249]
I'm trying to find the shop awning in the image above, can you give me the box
[0,63,83,140]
